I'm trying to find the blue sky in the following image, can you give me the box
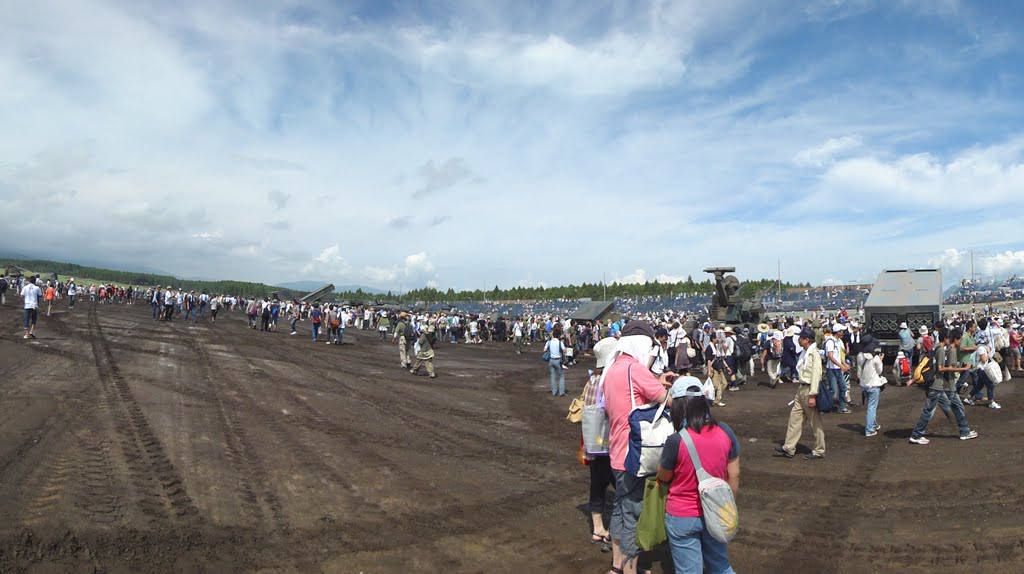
[1,0,1022,291]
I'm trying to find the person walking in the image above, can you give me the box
[394,313,412,368]
[580,337,617,552]
[602,321,676,574]
[44,281,56,316]
[409,326,437,378]
[824,324,852,414]
[774,328,826,460]
[546,326,566,396]
[857,338,885,437]
[898,322,916,370]
[908,328,978,444]
[658,376,740,574]
[21,276,43,339]
[66,279,78,310]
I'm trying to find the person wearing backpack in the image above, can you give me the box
[909,328,978,445]
[762,329,784,389]
[857,340,885,437]
[657,376,740,574]
[603,322,677,574]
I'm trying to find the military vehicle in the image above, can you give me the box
[703,267,764,327]
[300,283,336,303]
[863,269,942,357]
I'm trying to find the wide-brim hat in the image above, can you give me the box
[757,323,771,333]
[594,337,617,369]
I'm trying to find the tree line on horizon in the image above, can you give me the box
[4,258,812,304]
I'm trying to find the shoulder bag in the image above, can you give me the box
[678,429,739,543]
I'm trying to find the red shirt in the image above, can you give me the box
[660,424,739,517]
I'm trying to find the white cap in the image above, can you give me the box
[900,322,908,329]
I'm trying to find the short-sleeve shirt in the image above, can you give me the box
[604,354,668,471]
[660,423,740,517]
[21,284,42,309]
[824,337,842,370]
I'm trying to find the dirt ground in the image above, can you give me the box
[1,301,1022,573]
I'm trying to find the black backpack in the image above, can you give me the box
[736,336,752,362]
[404,324,417,342]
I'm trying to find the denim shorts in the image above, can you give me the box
[610,470,645,560]
[23,308,38,328]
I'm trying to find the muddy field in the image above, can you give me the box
[1,301,1022,573]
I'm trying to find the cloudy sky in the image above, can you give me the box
[2,0,1022,291]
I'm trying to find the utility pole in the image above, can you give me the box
[777,258,782,302]
[603,272,607,301]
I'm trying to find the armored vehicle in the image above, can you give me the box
[864,269,942,356]
[703,267,764,327]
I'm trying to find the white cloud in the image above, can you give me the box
[615,269,688,285]
[927,248,1024,283]
[404,252,434,276]
[793,135,862,167]
[820,139,1024,206]
[303,244,351,276]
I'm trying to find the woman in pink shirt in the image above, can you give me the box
[657,377,741,574]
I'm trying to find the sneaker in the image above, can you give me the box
[960,430,979,440]
[865,430,877,437]
[773,446,794,458]
[326,341,332,345]
[963,397,974,406]
[728,386,740,392]
[804,453,824,460]
[838,408,852,414]
[989,401,1001,409]
[290,331,297,336]
[873,424,882,432]
[23,335,30,339]
[716,401,726,407]
[908,436,930,445]
[28,333,36,339]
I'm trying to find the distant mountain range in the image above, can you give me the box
[276,280,388,294]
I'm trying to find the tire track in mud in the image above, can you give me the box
[182,334,291,532]
[87,305,198,524]
[260,344,558,472]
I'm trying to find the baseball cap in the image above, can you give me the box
[832,323,847,332]
[670,376,708,399]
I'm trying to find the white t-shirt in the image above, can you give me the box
[21,283,42,309]
[546,338,564,359]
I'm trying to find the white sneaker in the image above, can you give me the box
[989,401,1001,409]
[908,436,930,445]
[716,401,726,407]
[960,430,979,440]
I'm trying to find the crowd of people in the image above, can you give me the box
[6,271,1023,574]
[564,306,1021,574]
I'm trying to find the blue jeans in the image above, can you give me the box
[826,369,847,410]
[548,358,564,395]
[312,323,320,342]
[665,514,734,574]
[912,388,969,438]
[863,386,880,434]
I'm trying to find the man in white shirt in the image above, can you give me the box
[21,276,43,339]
